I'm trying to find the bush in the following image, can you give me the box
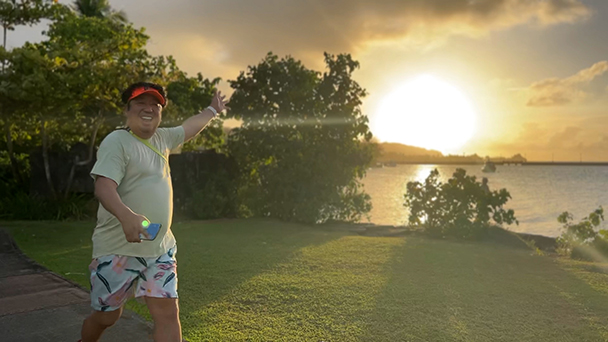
[0,191,96,220]
[0,151,31,198]
[1,153,97,220]
[556,207,608,260]
[183,169,239,220]
[404,168,518,239]
[171,151,240,220]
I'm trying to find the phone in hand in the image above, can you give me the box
[140,223,162,241]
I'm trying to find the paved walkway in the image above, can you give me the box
[0,228,153,342]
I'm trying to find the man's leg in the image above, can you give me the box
[84,254,139,342]
[145,297,181,342]
[81,307,124,342]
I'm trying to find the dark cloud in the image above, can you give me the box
[115,0,590,69]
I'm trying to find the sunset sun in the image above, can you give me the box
[373,75,477,153]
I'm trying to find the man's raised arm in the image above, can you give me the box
[181,90,229,142]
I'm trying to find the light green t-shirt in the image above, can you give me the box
[90,126,185,258]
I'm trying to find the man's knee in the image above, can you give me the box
[89,307,124,328]
[147,298,179,322]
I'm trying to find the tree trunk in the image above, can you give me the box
[41,119,56,199]
[64,113,104,198]
[64,156,79,199]
[3,121,22,184]
[2,27,19,183]
[2,25,6,73]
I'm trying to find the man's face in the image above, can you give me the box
[126,93,163,136]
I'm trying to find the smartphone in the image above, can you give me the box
[140,223,162,241]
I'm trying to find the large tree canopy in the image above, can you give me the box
[226,52,374,224]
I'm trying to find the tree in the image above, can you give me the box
[44,8,149,197]
[0,0,52,50]
[1,3,227,201]
[0,42,74,198]
[0,6,151,198]
[71,0,126,22]
[0,0,53,183]
[226,52,374,224]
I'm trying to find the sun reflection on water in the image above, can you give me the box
[414,165,438,183]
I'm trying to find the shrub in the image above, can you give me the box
[556,207,608,261]
[404,168,518,239]
[183,169,239,220]
[0,191,96,220]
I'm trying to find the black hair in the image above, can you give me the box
[121,82,167,109]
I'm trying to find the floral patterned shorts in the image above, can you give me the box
[88,246,178,312]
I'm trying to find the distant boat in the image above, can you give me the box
[384,161,397,167]
[482,160,496,173]
[371,162,384,168]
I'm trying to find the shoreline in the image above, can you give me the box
[374,161,608,166]
[326,222,559,252]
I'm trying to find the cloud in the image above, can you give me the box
[483,122,608,161]
[546,126,582,148]
[116,0,590,70]
[527,61,608,106]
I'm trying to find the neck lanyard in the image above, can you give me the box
[126,129,170,169]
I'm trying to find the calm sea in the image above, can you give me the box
[361,164,608,237]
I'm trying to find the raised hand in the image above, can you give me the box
[210,90,230,114]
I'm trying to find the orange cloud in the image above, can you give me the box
[527,61,608,106]
[483,121,608,161]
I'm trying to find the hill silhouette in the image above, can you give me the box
[379,143,443,157]
[373,143,526,165]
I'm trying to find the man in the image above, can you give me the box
[80,82,228,342]
[477,177,492,224]
[481,177,490,195]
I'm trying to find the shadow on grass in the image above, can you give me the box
[165,219,348,330]
[359,235,608,342]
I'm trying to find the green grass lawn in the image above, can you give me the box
[3,219,608,341]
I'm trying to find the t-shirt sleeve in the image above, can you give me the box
[158,126,185,154]
[90,132,127,185]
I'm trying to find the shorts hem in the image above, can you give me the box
[135,293,179,299]
[90,304,123,312]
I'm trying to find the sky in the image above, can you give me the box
[8,0,608,161]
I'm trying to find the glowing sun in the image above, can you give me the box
[372,75,477,153]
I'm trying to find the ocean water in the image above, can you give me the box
[361,164,608,237]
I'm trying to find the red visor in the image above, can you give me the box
[128,87,166,106]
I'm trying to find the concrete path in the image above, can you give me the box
[0,228,153,342]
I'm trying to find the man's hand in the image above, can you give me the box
[210,90,230,114]
[94,176,149,243]
[119,212,150,243]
